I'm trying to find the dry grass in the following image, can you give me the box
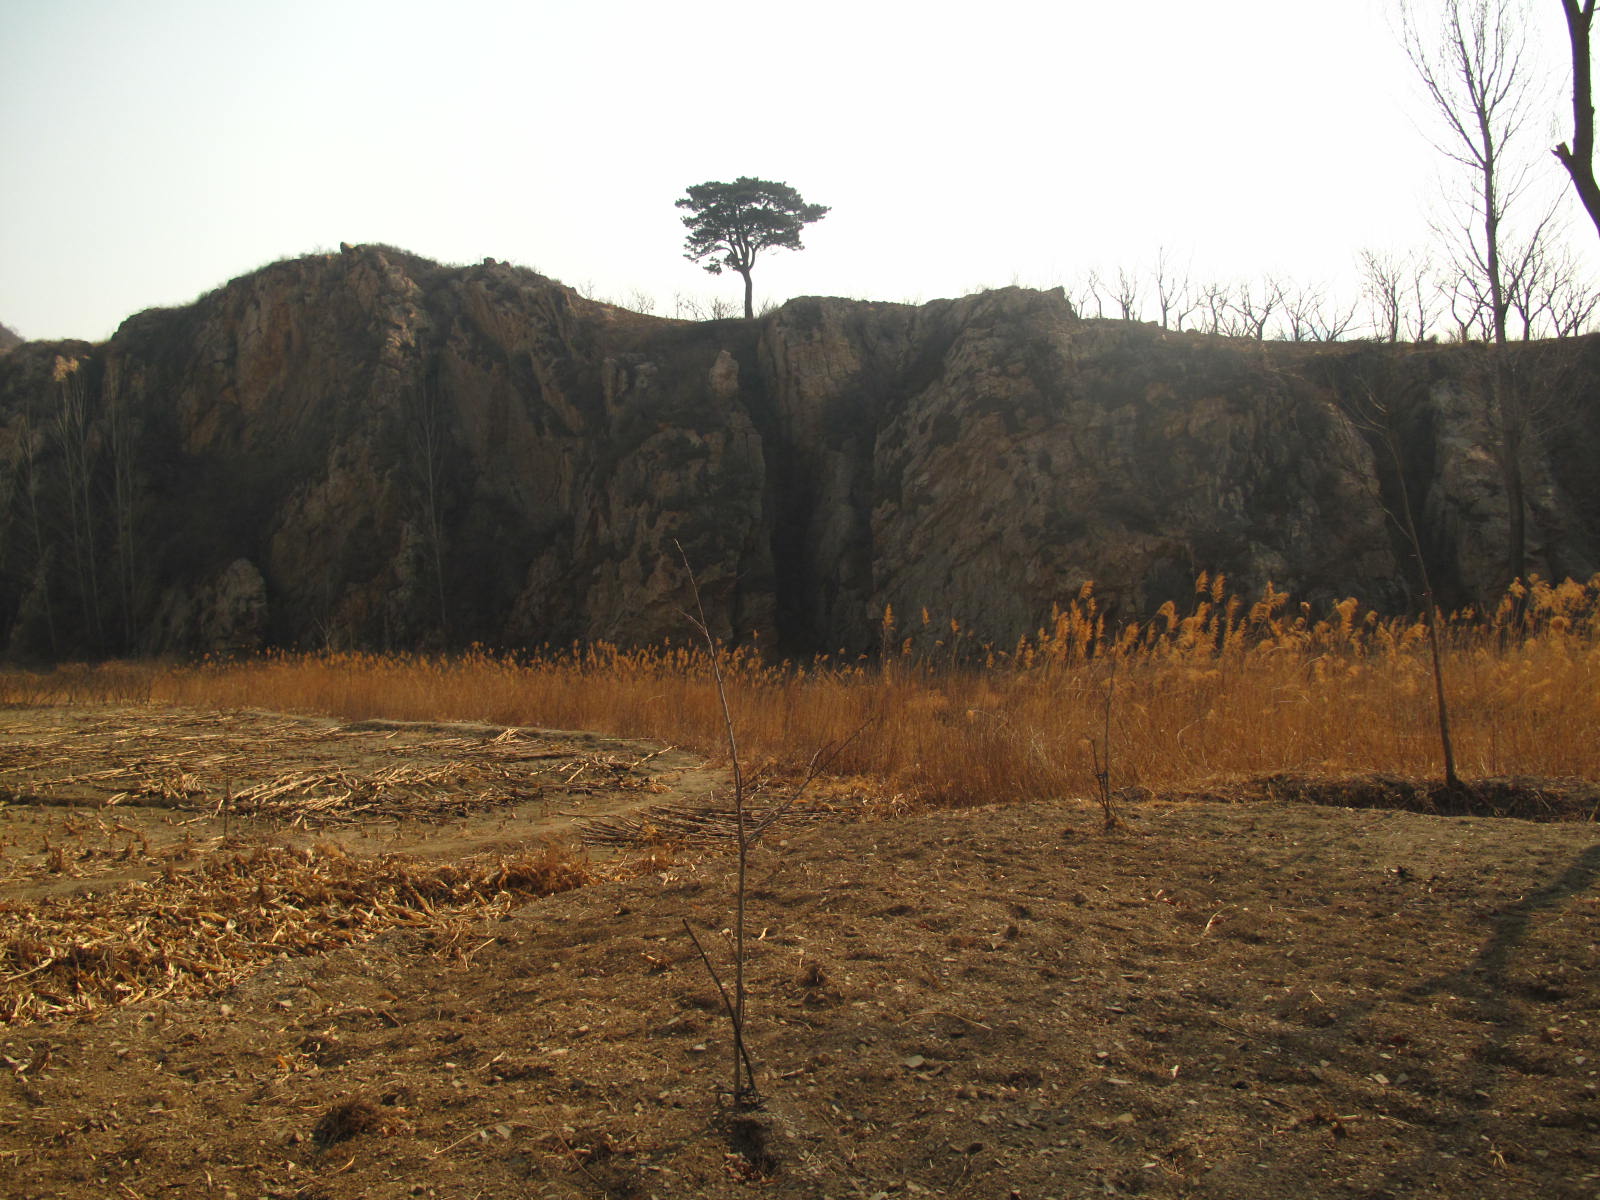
[0,840,594,1024]
[4,574,1598,807]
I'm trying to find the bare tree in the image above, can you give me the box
[1231,278,1281,340]
[1361,250,1443,342]
[1081,270,1108,319]
[1403,0,1546,582]
[52,356,104,646]
[675,547,868,1112]
[674,292,739,320]
[1403,0,1547,344]
[1555,0,1600,240]
[1507,204,1578,338]
[1499,209,1564,336]
[1277,281,1358,342]
[1152,247,1190,330]
[14,411,59,655]
[1444,272,1493,340]
[1309,295,1361,342]
[1112,266,1141,320]
[1345,365,1462,791]
[1197,280,1234,335]
[1404,252,1441,341]
[1520,239,1600,332]
[1278,282,1324,342]
[104,376,141,646]
[1361,249,1406,341]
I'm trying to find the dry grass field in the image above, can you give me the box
[1,576,1597,1199]
[7,574,1599,800]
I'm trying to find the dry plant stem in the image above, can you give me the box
[675,545,757,1108]
[1087,655,1122,830]
[680,918,760,1090]
[1422,596,1459,792]
[1369,384,1461,790]
[1346,375,1460,791]
[671,550,870,1109]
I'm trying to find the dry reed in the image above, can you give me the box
[3,574,1597,807]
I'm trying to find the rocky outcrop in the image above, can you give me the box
[0,245,1595,660]
[149,558,268,656]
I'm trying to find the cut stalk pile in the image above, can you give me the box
[1,841,592,1024]
[0,709,671,823]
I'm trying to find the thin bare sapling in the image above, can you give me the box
[674,546,866,1109]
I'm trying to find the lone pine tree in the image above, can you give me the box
[677,178,828,319]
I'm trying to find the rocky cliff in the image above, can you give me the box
[1,245,1596,660]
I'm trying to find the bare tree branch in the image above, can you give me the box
[1555,0,1600,241]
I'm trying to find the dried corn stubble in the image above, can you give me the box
[0,840,594,1026]
[0,815,160,887]
[2,709,675,825]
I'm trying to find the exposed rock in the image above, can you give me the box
[149,559,269,656]
[0,245,1595,660]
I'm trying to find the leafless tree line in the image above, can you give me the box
[574,282,743,322]
[1064,239,1596,344]
[1069,259,1366,342]
[0,356,146,657]
[1074,2,1600,348]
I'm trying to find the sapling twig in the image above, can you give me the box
[680,918,761,1091]
[675,546,758,1107]
[1084,652,1123,830]
[1349,374,1460,792]
[673,543,872,1109]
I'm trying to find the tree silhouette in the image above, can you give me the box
[677,178,828,319]
[1555,0,1600,242]
[1401,0,1548,586]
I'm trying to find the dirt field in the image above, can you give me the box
[1,705,1597,1199]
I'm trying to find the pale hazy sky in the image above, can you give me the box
[0,0,1589,342]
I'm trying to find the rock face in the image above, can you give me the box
[0,245,1596,660]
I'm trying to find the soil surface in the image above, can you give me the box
[1,705,1597,1199]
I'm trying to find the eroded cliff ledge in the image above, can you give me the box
[1,245,1596,658]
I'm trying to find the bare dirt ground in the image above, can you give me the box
[1,705,1597,1200]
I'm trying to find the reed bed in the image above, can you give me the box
[4,574,1598,807]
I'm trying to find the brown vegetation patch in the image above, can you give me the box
[0,615,1596,1200]
[0,707,680,824]
[8,574,1600,813]
[2,787,1596,1199]
[0,840,593,1024]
